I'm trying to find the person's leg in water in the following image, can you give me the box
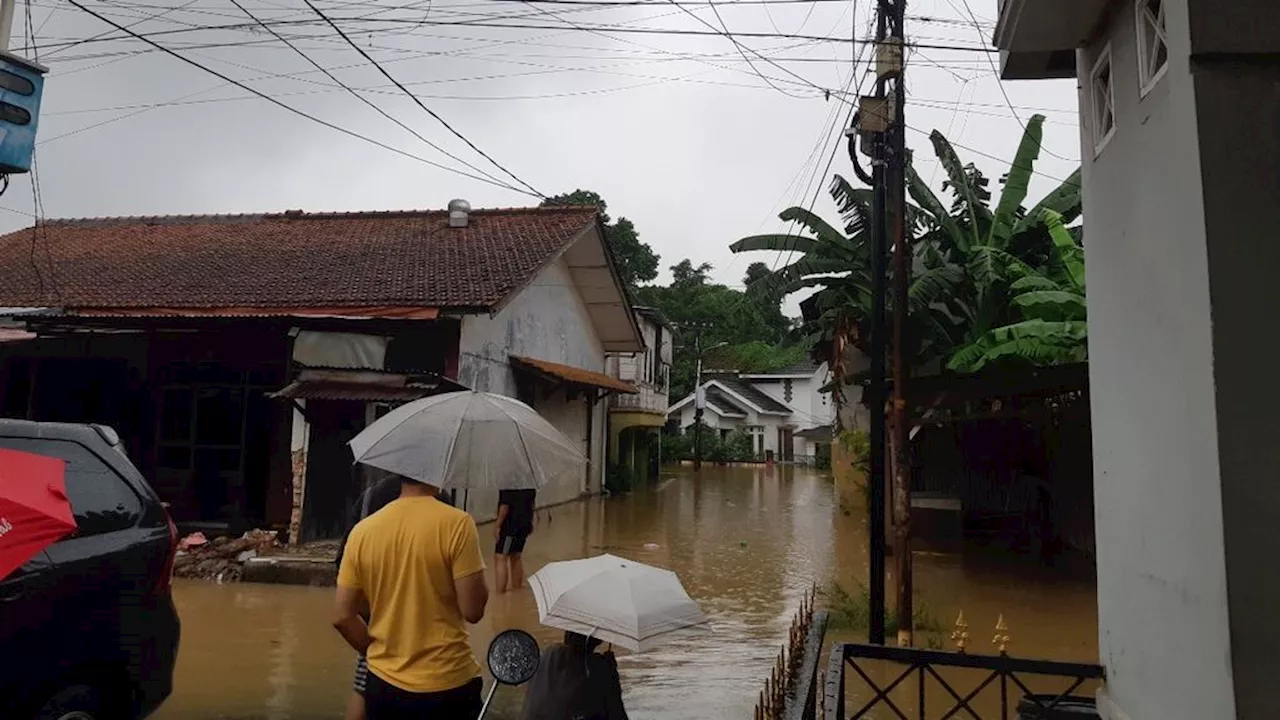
[510,550,525,589]
[346,655,369,720]
[344,692,365,720]
[494,535,511,593]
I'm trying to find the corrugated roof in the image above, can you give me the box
[0,206,598,312]
[271,381,438,402]
[510,355,637,394]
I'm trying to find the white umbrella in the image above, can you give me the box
[529,554,707,652]
[348,390,586,491]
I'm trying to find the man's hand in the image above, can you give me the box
[332,585,373,654]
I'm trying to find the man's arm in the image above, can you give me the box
[454,570,489,624]
[332,585,373,654]
[451,516,490,623]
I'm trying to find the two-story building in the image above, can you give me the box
[605,306,671,484]
[995,2,1279,718]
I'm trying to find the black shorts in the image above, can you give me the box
[364,672,482,719]
[495,532,529,555]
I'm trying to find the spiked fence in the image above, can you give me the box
[754,585,830,720]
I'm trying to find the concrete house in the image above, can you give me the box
[667,361,835,462]
[995,2,1279,718]
[0,203,641,543]
[605,306,672,483]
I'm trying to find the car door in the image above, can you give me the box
[0,550,62,708]
[0,436,149,690]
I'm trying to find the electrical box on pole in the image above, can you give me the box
[0,0,48,175]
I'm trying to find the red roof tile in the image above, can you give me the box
[0,206,598,312]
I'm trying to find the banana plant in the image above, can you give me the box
[947,209,1088,372]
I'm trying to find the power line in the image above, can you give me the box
[227,0,520,191]
[26,15,1001,56]
[303,0,547,197]
[956,0,1079,163]
[62,0,545,196]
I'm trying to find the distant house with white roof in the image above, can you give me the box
[666,361,834,462]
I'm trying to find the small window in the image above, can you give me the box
[0,70,34,96]
[1089,45,1117,154]
[0,101,30,126]
[1136,0,1169,95]
[0,437,143,537]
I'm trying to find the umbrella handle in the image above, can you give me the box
[476,680,499,720]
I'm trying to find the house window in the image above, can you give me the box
[746,425,765,456]
[1136,0,1168,96]
[1090,45,1117,154]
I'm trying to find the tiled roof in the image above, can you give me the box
[704,386,748,416]
[0,206,598,311]
[743,359,821,376]
[718,378,792,414]
[510,355,638,394]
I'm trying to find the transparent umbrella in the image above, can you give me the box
[348,390,586,491]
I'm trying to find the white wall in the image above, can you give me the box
[1079,2,1236,717]
[457,257,608,519]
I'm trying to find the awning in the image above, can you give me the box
[795,424,834,440]
[510,355,637,394]
[0,328,35,343]
[270,369,465,402]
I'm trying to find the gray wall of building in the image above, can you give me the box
[1187,0,1280,714]
[1078,0,1237,717]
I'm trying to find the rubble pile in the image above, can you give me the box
[173,529,281,582]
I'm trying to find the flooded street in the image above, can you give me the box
[154,465,1097,719]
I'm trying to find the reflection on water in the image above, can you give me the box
[153,465,1097,720]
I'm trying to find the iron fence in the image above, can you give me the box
[823,642,1104,720]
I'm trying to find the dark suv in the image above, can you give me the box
[0,420,181,719]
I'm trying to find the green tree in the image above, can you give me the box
[634,259,807,399]
[542,189,659,288]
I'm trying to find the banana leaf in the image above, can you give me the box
[990,114,1045,249]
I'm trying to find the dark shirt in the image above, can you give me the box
[521,644,628,720]
[498,489,537,535]
[335,476,403,569]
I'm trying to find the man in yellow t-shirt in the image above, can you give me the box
[333,477,489,719]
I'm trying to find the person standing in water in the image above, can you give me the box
[494,488,536,593]
[521,631,628,720]
[333,475,489,719]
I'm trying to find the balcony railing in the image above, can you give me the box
[824,642,1104,720]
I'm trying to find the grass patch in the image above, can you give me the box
[824,582,945,639]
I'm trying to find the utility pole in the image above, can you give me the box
[886,0,913,648]
[693,324,704,471]
[848,0,891,646]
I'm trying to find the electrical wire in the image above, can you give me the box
[62,0,546,196]
[26,15,1000,57]
[227,0,519,190]
[303,0,547,197]
[956,0,1079,163]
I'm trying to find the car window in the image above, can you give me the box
[0,437,143,536]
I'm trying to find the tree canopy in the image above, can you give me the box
[542,189,660,289]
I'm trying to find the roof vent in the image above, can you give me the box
[448,198,471,228]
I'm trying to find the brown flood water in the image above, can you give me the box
[153,465,1097,720]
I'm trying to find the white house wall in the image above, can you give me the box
[457,257,608,520]
[1077,2,1237,717]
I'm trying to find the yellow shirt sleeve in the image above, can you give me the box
[449,514,486,580]
[336,526,363,589]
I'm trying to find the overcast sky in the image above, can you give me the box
[0,0,1080,303]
